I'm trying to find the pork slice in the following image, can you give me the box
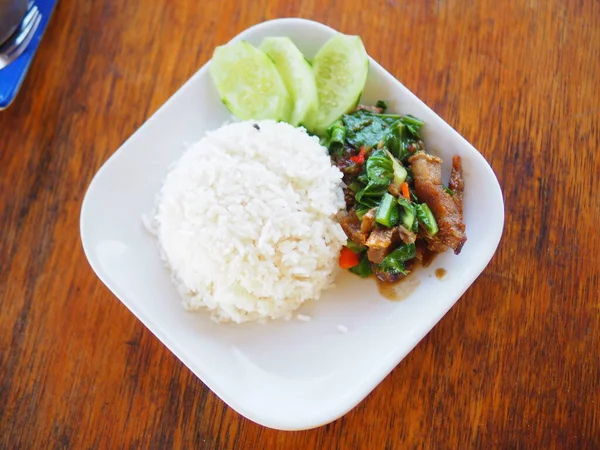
[409,152,467,254]
[361,208,377,234]
[366,228,395,264]
[388,183,401,197]
[373,265,404,283]
[448,155,464,214]
[397,225,417,244]
[339,210,368,246]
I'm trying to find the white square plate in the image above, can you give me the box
[80,18,504,430]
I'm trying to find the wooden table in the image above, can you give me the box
[2,1,599,448]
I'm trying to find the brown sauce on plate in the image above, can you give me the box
[376,276,421,301]
[435,268,447,279]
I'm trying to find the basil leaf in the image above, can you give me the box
[346,239,367,254]
[365,149,394,185]
[378,243,416,275]
[349,254,372,278]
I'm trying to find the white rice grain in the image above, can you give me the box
[336,324,349,333]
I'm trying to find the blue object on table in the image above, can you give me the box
[0,0,58,110]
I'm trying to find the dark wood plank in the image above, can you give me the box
[1,0,599,448]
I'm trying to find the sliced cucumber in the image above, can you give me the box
[260,37,318,127]
[307,34,369,135]
[209,41,291,121]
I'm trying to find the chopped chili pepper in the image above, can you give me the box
[350,147,367,164]
[339,246,361,269]
[401,182,410,200]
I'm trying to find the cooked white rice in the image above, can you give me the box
[336,324,349,333]
[154,120,346,323]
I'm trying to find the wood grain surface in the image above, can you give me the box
[1,0,599,448]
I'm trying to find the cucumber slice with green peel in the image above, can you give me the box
[260,37,318,127]
[209,41,291,121]
[307,34,369,135]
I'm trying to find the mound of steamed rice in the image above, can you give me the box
[154,120,346,323]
